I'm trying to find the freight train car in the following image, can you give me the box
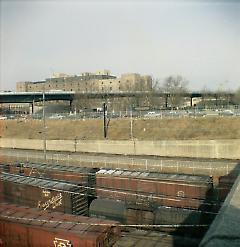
[8,162,98,203]
[9,162,98,190]
[0,164,9,202]
[89,199,214,235]
[89,199,154,225]
[96,169,213,209]
[0,164,9,173]
[90,199,127,223]
[0,172,88,215]
[218,174,237,202]
[154,205,215,237]
[113,230,200,247]
[0,203,120,247]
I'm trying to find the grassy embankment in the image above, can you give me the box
[0,117,239,140]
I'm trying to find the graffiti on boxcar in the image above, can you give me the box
[37,193,63,210]
[53,238,72,247]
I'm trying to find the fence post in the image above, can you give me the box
[145,159,148,171]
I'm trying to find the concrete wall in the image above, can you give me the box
[0,138,240,159]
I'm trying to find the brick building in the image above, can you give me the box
[16,70,152,93]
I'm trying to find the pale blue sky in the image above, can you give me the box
[0,0,239,91]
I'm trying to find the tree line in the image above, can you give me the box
[73,75,240,111]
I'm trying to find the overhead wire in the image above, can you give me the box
[0,214,210,229]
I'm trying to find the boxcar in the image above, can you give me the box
[218,175,237,202]
[89,198,154,225]
[154,205,215,237]
[0,164,9,173]
[9,162,98,189]
[90,198,127,223]
[113,230,200,247]
[0,203,120,247]
[96,169,213,209]
[9,162,98,203]
[0,172,88,215]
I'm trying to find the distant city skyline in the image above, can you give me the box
[0,0,239,92]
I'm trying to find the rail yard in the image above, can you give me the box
[0,153,238,247]
[0,117,239,247]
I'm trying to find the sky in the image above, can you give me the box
[0,0,239,91]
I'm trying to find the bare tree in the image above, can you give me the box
[162,75,189,108]
[233,87,240,105]
[199,86,212,109]
[147,77,163,109]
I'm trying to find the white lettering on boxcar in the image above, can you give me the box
[42,189,51,197]
[53,238,72,247]
[37,193,62,210]
[177,191,185,197]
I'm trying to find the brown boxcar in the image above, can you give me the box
[96,169,213,200]
[9,162,98,190]
[8,162,98,206]
[0,202,120,247]
[96,169,213,209]
[218,175,237,202]
[1,172,88,215]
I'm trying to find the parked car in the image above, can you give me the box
[219,110,234,116]
[188,111,206,117]
[143,111,161,118]
[49,114,64,119]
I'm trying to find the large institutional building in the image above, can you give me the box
[16,70,152,92]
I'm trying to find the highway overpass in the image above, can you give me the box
[0,91,234,109]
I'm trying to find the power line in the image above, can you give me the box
[0,214,210,228]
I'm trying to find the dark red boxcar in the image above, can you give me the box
[96,169,213,209]
[1,172,88,215]
[0,203,120,247]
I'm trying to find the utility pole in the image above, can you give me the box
[103,102,107,138]
[130,108,133,140]
[43,85,47,162]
